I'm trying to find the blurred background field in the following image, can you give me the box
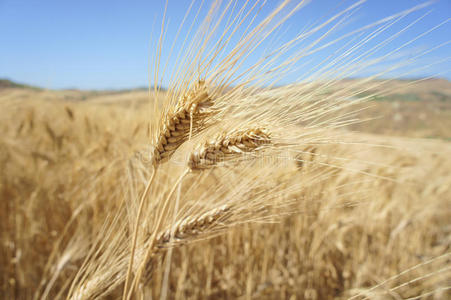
[1,78,450,299]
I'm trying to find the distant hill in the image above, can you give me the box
[0,79,40,90]
[2,77,449,97]
[0,79,166,93]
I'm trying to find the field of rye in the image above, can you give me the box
[1,1,450,299]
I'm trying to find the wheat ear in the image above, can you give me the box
[141,204,231,284]
[188,128,271,170]
[152,80,214,164]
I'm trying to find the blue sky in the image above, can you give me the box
[0,0,449,90]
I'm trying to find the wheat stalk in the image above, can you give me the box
[124,79,215,297]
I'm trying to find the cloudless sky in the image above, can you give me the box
[0,0,449,90]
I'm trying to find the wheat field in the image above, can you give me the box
[1,1,450,299]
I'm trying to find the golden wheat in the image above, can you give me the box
[141,204,231,282]
[152,80,215,164]
[188,128,271,170]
